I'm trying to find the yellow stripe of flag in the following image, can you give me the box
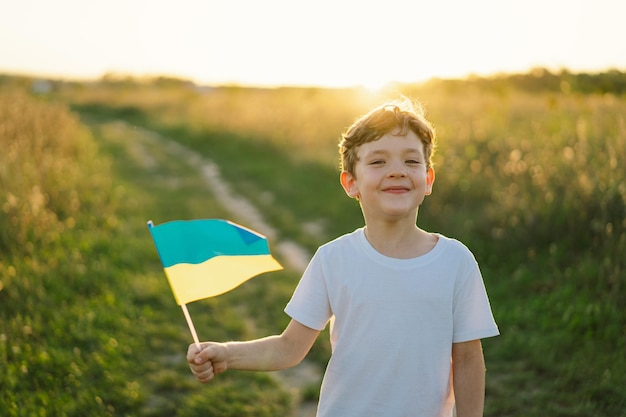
[164,254,282,304]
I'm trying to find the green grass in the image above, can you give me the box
[2,72,625,416]
[0,90,295,416]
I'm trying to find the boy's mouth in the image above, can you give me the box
[383,186,410,193]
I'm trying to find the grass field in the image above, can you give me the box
[1,72,624,416]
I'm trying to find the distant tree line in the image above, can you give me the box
[415,68,626,95]
[1,68,626,95]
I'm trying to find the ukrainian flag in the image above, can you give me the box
[148,219,283,305]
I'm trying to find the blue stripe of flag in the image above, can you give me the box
[149,219,270,268]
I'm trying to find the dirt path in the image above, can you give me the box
[112,121,321,417]
[133,123,312,273]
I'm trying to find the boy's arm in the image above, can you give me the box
[452,339,486,417]
[187,319,320,383]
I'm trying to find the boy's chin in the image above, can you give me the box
[378,206,420,220]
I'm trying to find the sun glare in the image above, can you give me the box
[360,78,391,93]
[1,0,625,88]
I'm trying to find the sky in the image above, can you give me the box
[1,0,625,88]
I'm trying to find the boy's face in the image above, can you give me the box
[340,130,435,221]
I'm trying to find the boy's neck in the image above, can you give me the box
[363,220,437,259]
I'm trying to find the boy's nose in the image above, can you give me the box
[387,161,407,177]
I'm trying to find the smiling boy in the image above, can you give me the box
[188,99,499,417]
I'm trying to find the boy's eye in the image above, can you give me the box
[406,159,421,164]
[369,160,385,165]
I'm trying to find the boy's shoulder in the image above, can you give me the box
[436,233,473,251]
[318,228,364,251]
[433,233,477,257]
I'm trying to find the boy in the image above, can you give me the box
[187,99,499,417]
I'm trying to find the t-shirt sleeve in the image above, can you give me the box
[284,249,333,331]
[452,257,499,343]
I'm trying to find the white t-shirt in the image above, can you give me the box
[285,228,499,417]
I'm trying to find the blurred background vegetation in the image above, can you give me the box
[0,68,624,416]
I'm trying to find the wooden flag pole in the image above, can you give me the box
[181,303,201,351]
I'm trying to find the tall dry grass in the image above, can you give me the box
[0,89,116,258]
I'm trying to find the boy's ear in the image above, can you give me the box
[340,171,359,199]
[425,167,435,195]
